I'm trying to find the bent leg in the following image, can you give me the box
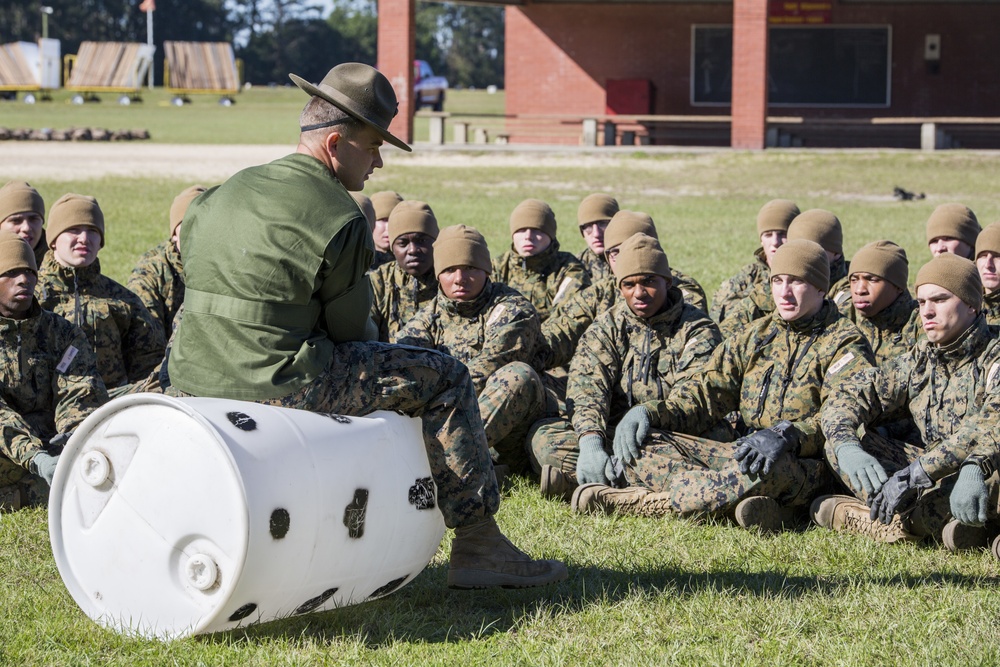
[478,362,546,474]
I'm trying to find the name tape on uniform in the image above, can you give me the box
[827,351,855,377]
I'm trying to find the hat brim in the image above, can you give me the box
[290,73,412,152]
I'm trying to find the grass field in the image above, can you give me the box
[2,115,1000,664]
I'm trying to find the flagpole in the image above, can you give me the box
[146,6,154,89]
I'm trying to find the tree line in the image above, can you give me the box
[0,0,504,89]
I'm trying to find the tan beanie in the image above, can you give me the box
[351,192,376,233]
[603,210,658,251]
[915,253,983,310]
[388,200,439,244]
[975,221,1000,259]
[613,233,670,284]
[0,180,45,222]
[509,198,557,240]
[578,193,619,228]
[434,224,492,276]
[756,199,800,236]
[169,185,206,237]
[926,203,980,248]
[0,230,37,275]
[770,239,830,292]
[850,240,909,290]
[787,209,843,256]
[47,193,105,248]
[371,191,404,221]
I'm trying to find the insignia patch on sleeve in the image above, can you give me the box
[826,351,855,376]
[486,304,507,327]
[56,345,79,374]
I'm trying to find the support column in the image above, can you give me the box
[731,0,769,150]
[377,0,415,145]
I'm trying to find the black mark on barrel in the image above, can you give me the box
[408,477,436,510]
[269,509,290,539]
[294,587,339,615]
[326,413,352,424]
[228,602,257,622]
[370,576,407,599]
[226,411,257,431]
[343,489,369,539]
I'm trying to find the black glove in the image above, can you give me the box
[869,459,933,525]
[733,420,799,478]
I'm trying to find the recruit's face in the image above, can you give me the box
[760,230,786,266]
[331,125,384,192]
[52,226,100,268]
[620,274,670,319]
[392,232,435,277]
[771,274,825,321]
[512,228,551,257]
[0,212,44,249]
[977,251,1000,293]
[172,222,182,255]
[580,220,609,255]
[850,272,902,318]
[0,268,37,319]
[372,218,390,252]
[438,265,488,301]
[929,236,973,259]
[917,283,977,345]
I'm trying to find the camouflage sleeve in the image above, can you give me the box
[673,272,708,314]
[121,292,167,383]
[540,284,599,370]
[550,257,590,309]
[392,301,437,349]
[368,264,389,342]
[0,398,47,468]
[465,299,541,395]
[718,295,761,341]
[126,248,169,340]
[567,319,621,437]
[711,263,756,323]
[53,325,109,435]
[675,310,723,377]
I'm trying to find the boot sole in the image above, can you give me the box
[570,483,607,514]
[734,497,788,534]
[942,520,988,551]
[447,561,569,590]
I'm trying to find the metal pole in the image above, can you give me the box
[40,6,53,39]
[147,9,154,89]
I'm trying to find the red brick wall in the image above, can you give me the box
[377,0,415,144]
[731,0,768,149]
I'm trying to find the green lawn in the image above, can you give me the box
[3,147,1000,664]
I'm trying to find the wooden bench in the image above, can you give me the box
[766,116,1000,150]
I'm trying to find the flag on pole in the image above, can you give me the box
[139,0,155,12]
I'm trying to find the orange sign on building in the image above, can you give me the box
[769,0,832,24]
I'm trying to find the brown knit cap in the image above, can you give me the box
[509,198,557,240]
[926,203,980,248]
[613,233,670,284]
[0,180,45,222]
[603,210,658,251]
[756,199,800,236]
[975,221,1000,259]
[915,253,983,310]
[0,230,37,275]
[434,224,492,276]
[850,240,909,290]
[47,193,105,247]
[577,193,619,228]
[787,209,843,256]
[371,190,404,221]
[770,239,830,292]
[169,185,207,237]
[351,192,376,232]
[388,200,439,243]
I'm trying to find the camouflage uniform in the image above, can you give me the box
[0,301,108,498]
[370,249,394,271]
[711,247,768,323]
[491,241,589,321]
[821,314,1000,537]
[395,281,545,472]
[837,291,922,366]
[983,290,1000,326]
[127,240,184,340]
[36,253,165,397]
[369,261,438,343]
[529,288,721,475]
[578,247,609,282]
[626,301,875,516]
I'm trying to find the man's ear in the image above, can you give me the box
[324,130,342,157]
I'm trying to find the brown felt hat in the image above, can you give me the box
[976,222,1000,259]
[47,193,105,248]
[756,199,799,236]
[770,239,830,292]
[926,203,980,248]
[0,230,37,275]
[434,224,492,276]
[915,253,983,310]
[289,62,411,152]
[850,240,909,291]
[0,180,45,222]
[169,185,206,237]
[351,192,376,232]
[509,198,557,240]
[388,200,439,243]
[603,210,658,251]
[577,193,619,228]
[613,233,670,284]
[788,209,842,256]
[371,191,404,221]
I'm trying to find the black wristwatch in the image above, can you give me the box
[961,455,996,479]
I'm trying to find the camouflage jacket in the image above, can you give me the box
[540,269,708,370]
[370,249,394,272]
[823,315,1000,480]
[568,289,721,438]
[36,254,165,391]
[491,240,589,321]
[0,302,108,479]
[369,262,438,342]
[711,247,768,323]
[837,291,922,366]
[644,301,875,457]
[578,247,610,282]
[984,290,1000,327]
[127,240,185,339]
[395,281,542,395]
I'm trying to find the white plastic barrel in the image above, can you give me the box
[49,394,447,640]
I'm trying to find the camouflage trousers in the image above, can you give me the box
[478,362,546,474]
[170,342,499,529]
[526,416,578,475]
[824,430,999,540]
[0,470,49,512]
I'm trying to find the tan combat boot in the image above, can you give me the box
[539,464,577,501]
[0,484,22,512]
[941,519,988,551]
[571,483,674,517]
[447,516,569,589]
[733,496,795,534]
[810,494,918,544]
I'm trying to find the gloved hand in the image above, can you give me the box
[30,451,60,487]
[613,406,650,467]
[576,434,611,485]
[835,443,888,497]
[733,420,798,478]
[950,464,989,526]
[870,459,933,525]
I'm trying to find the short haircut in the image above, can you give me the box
[299,97,363,138]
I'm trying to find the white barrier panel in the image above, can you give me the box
[49,394,446,640]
